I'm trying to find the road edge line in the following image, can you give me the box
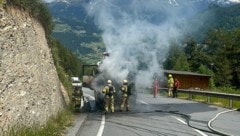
[172,116,208,136]
[97,115,105,136]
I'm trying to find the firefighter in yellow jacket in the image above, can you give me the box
[168,74,174,97]
[102,80,116,113]
[120,80,131,111]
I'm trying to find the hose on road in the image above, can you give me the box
[207,109,238,136]
[154,110,218,135]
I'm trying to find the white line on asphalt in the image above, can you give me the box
[137,99,149,105]
[172,116,208,136]
[97,115,105,136]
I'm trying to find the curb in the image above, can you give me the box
[66,113,88,136]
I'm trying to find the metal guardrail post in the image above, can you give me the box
[229,98,233,109]
[158,88,240,109]
[207,96,211,103]
[173,88,240,109]
[189,93,193,100]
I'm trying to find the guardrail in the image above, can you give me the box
[159,88,240,109]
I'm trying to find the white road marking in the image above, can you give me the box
[172,116,208,136]
[84,92,105,136]
[135,99,208,136]
[137,99,149,105]
[95,99,148,136]
[97,115,105,136]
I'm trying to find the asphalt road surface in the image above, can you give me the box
[67,87,240,136]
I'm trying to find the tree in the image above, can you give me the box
[198,64,215,89]
[173,53,190,71]
[204,29,233,86]
[184,38,211,72]
[227,29,240,88]
[164,43,190,71]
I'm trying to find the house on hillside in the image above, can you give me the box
[163,70,211,90]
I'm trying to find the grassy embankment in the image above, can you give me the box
[4,110,73,136]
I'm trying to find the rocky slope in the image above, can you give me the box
[0,6,66,133]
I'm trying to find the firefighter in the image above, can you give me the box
[168,74,174,97]
[153,77,159,98]
[71,77,83,109]
[120,79,131,111]
[72,85,83,108]
[102,80,116,114]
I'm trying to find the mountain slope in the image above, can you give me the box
[48,1,104,64]
[47,0,240,64]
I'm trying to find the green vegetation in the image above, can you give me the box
[164,28,240,89]
[50,37,83,94]
[48,1,104,63]
[4,110,73,136]
[54,23,72,32]
[0,0,6,5]
[77,42,105,64]
[213,87,240,94]
[6,0,54,36]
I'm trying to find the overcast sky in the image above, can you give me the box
[231,0,240,2]
[43,0,55,3]
[43,0,240,3]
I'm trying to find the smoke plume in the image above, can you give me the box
[86,0,206,90]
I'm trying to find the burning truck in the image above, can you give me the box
[82,52,137,111]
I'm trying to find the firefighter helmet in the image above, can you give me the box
[168,74,172,78]
[97,61,101,66]
[107,80,112,84]
[123,80,128,83]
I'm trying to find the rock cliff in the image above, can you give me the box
[0,7,65,133]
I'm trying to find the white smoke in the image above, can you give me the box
[86,0,205,90]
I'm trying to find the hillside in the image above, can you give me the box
[192,3,240,41]
[48,0,240,65]
[0,5,66,133]
[48,1,104,64]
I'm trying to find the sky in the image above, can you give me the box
[227,0,240,2]
[43,0,55,3]
[43,0,240,3]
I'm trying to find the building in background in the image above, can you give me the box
[164,70,211,90]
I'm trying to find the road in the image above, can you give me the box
[67,87,240,136]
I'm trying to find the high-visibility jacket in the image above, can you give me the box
[168,77,174,88]
[102,85,116,98]
[121,85,129,97]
